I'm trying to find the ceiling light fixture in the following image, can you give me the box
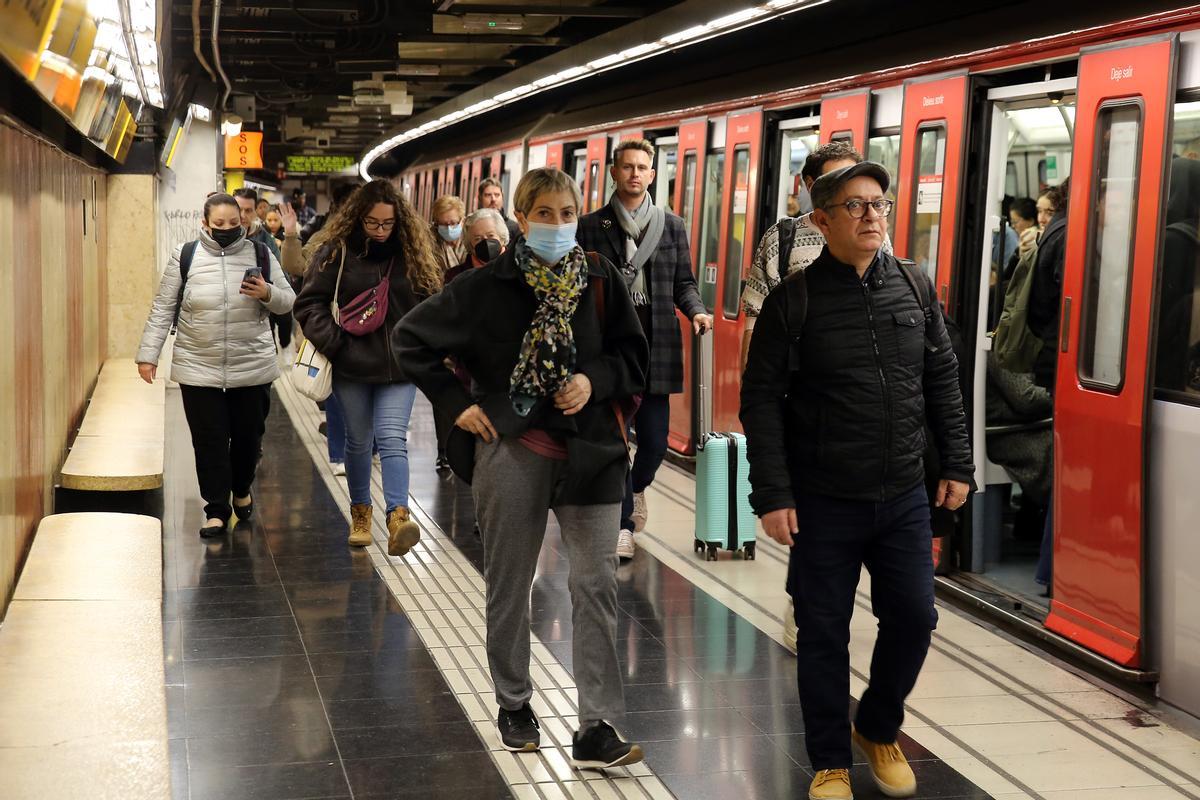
[361,0,832,179]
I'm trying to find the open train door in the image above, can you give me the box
[712,108,763,434]
[894,73,969,309]
[582,133,610,212]
[1045,35,1178,668]
[668,117,708,455]
[818,89,870,150]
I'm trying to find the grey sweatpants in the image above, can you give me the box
[472,436,624,723]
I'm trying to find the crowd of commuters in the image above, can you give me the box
[140,134,1085,794]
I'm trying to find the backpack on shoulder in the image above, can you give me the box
[992,245,1043,373]
[171,238,271,334]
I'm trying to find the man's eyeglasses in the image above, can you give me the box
[363,218,396,231]
[825,198,894,219]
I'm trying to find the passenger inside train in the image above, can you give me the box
[3,2,1200,799]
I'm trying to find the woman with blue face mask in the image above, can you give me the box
[430,194,466,274]
[394,167,649,770]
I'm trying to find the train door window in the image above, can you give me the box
[1156,101,1200,400]
[604,161,616,206]
[910,125,947,282]
[867,132,900,242]
[1078,104,1142,391]
[681,151,699,238]
[698,150,725,313]
[569,148,587,187]
[1005,161,1019,197]
[831,132,853,144]
[776,126,817,220]
[588,161,601,211]
[655,140,677,211]
[723,145,751,318]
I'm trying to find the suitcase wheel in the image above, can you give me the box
[705,543,719,562]
[744,542,756,561]
[693,538,705,555]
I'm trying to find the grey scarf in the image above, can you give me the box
[611,194,665,306]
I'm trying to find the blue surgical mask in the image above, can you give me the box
[438,223,463,242]
[524,220,578,265]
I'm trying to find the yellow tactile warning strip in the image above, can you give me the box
[640,463,1200,800]
[278,377,679,800]
[0,513,170,799]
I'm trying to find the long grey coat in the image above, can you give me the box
[137,229,295,388]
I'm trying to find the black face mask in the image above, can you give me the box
[210,226,243,248]
[474,238,502,263]
[365,237,395,260]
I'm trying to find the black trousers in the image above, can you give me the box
[179,384,271,522]
[270,313,293,349]
[788,484,937,770]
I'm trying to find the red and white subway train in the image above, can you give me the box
[394,8,1200,717]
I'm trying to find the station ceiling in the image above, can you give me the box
[170,0,683,166]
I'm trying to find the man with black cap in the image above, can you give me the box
[740,162,974,800]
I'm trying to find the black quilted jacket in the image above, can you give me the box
[740,249,975,513]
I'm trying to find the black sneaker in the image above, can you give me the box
[571,721,643,769]
[435,455,451,473]
[497,704,540,752]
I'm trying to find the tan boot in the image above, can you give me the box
[348,503,373,547]
[852,726,916,798]
[387,507,420,557]
[808,768,852,799]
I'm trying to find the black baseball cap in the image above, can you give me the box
[291,188,306,197]
[809,161,891,211]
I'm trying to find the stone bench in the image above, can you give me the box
[0,512,169,799]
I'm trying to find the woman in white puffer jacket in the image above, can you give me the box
[137,193,295,537]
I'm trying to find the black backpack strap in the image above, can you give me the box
[895,257,931,318]
[776,217,798,280]
[781,268,807,372]
[171,240,199,334]
[251,239,272,282]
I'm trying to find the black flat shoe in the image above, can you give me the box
[435,456,450,473]
[199,521,227,538]
[233,497,254,521]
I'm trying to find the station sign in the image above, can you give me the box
[225,132,265,169]
[286,154,356,174]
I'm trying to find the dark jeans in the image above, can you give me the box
[179,384,271,523]
[620,393,671,530]
[788,484,937,770]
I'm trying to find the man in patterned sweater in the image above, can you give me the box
[739,141,893,653]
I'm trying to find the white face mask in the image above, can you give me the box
[524,220,578,264]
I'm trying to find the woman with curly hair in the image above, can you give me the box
[295,180,441,552]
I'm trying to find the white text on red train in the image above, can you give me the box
[1110,65,1134,82]
[922,95,945,108]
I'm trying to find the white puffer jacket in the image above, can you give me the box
[137,229,295,388]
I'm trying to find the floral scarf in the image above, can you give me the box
[509,240,589,416]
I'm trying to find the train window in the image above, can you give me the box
[723,145,751,319]
[698,150,725,313]
[1078,103,1142,391]
[655,143,677,211]
[588,161,600,211]
[910,125,946,281]
[867,133,900,243]
[604,163,616,207]
[1155,101,1200,401]
[831,132,853,144]
[777,129,817,220]
[681,152,698,244]
[1005,161,1019,197]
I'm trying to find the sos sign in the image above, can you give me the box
[224,132,264,169]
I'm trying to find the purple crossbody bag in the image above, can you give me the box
[335,254,393,336]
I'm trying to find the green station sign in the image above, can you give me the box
[286,155,357,174]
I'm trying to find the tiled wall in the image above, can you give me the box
[0,120,109,613]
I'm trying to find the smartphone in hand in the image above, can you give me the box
[243,266,263,284]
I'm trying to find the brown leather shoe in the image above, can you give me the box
[387,506,420,556]
[852,726,916,797]
[808,768,852,799]
[348,503,373,547]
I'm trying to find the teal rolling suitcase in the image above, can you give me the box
[694,431,757,561]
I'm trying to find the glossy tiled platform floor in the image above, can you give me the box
[159,383,1200,800]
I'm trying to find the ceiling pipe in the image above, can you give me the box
[212,0,234,110]
[191,0,217,83]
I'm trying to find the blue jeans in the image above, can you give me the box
[787,484,937,770]
[620,393,671,530]
[332,378,416,513]
[325,392,347,464]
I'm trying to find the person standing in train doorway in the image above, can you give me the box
[577,139,713,561]
[741,141,893,653]
[740,163,974,800]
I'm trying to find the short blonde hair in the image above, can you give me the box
[464,208,509,245]
[431,194,465,220]
[512,168,582,216]
[612,139,655,165]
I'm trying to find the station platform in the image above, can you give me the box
[158,379,1200,800]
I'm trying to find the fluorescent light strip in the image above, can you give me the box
[361,0,830,179]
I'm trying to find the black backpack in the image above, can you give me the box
[171,238,271,333]
[782,256,932,370]
[776,217,800,280]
